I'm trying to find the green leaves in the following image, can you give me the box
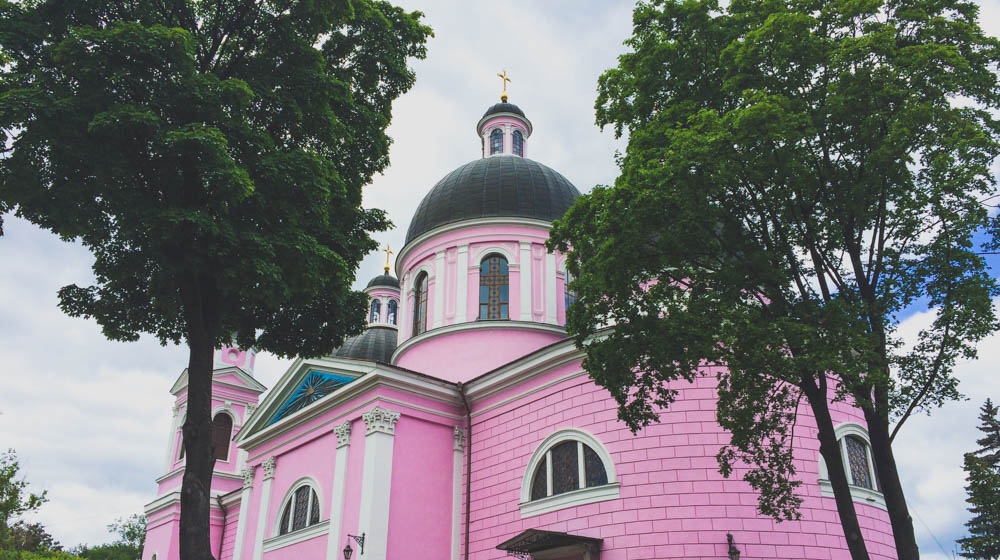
[959,399,1000,559]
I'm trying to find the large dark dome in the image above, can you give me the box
[333,327,397,363]
[405,156,581,243]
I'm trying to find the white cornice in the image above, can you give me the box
[396,217,553,272]
[476,112,533,136]
[170,365,267,396]
[392,320,566,364]
[262,520,330,552]
[154,467,244,484]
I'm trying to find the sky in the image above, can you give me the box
[0,0,998,556]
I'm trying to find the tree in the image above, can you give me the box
[0,2,431,559]
[959,399,1000,559]
[549,1,1000,559]
[0,451,47,549]
[7,522,61,554]
[107,516,143,555]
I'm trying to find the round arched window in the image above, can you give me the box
[413,272,428,335]
[211,412,233,461]
[369,299,381,323]
[278,484,321,535]
[490,129,504,155]
[521,429,619,516]
[512,130,524,156]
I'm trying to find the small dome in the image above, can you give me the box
[333,327,397,363]
[483,102,526,118]
[405,156,581,243]
[366,273,399,289]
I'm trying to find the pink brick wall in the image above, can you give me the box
[463,366,898,560]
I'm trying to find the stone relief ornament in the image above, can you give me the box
[240,467,254,489]
[453,426,466,451]
[262,457,277,480]
[334,421,353,447]
[362,406,401,436]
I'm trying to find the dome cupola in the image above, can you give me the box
[477,70,532,158]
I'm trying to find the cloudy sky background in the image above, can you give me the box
[0,0,998,556]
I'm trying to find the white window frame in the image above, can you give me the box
[210,408,236,463]
[519,428,619,518]
[272,477,324,538]
[818,422,886,510]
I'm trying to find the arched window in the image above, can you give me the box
[479,254,509,320]
[564,269,576,326]
[277,482,321,535]
[369,298,381,323]
[211,412,233,461]
[512,130,523,156]
[520,429,618,517]
[413,272,428,335]
[387,299,398,325]
[490,129,504,155]
[817,423,884,509]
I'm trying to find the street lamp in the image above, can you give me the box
[727,533,741,560]
[342,543,353,560]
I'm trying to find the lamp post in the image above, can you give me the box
[342,543,353,560]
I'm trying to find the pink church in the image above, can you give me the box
[142,98,898,560]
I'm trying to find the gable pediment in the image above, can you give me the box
[170,365,268,396]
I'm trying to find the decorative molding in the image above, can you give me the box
[334,421,352,448]
[241,468,255,489]
[262,520,330,552]
[262,457,277,480]
[363,406,401,436]
[246,403,258,420]
[392,320,565,364]
[453,427,465,452]
[172,405,181,418]
[395,217,553,271]
[519,483,621,518]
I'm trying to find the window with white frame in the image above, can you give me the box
[520,429,619,517]
[276,482,321,535]
[818,422,885,509]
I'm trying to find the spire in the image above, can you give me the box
[497,69,511,102]
[382,243,394,274]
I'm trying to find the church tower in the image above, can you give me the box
[144,346,267,560]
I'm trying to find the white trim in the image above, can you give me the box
[170,365,267,396]
[271,476,324,537]
[325,425,352,560]
[211,407,237,463]
[817,422,887,510]
[358,407,398,559]
[519,483,621,518]
[262,519,330,552]
[433,250,446,328]
[232,483,253,560]
[395,217,553,271]
[252,469,275,560]
[544,252,557,324]
[518,428,619,518]
[519,242,532,321]
[476,112,533,136]
[456,244,469,322]
[391,320,566,364]
[451,428,464,560]
[474,245,516,264]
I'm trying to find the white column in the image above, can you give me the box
[456,244,469,323]
[358,407,400,559]
[163,405,180,471]
[433,250,446,328]
[232,468,254,560]
[519,242,532,321]
[545,252,557,324]
[451,427,465,560]
[251,457,276,560]
[326,422,352,560]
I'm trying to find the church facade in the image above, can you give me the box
[142,98,898,560]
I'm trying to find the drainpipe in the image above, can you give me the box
[457,382,472,560]
[216,494,227,560]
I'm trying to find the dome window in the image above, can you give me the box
[490,129,504,155]
[387,300,398,325]
[413,272,429,335]
[512,130,524,156]
[369,298,381,323]
[479,254,509,320]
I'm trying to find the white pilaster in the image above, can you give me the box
[545,252,557,324]
[358,407,400,559]
[519,242,532,321]
[326,422,352,560]
[251,457,276,560]
[456,244,469,323]
[451,427,465,560]
[433,250,446,328]
[163,405,180,471]
[232,468,254,560]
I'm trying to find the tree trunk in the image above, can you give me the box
[803,380,871,560]
[865,405,920,560]
[178,275,220,560]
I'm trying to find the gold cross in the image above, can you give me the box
[382,243,394,273]
[497,69,512,102]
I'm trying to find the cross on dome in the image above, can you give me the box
[497,69,512,102]
[382,243,394,274]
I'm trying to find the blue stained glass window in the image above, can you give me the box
[270,372,355,424]
[490,129,503,155]
[564,270,576,326]
[479,254,509,320]
[369,298,381,322]
[512,130,524,156]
